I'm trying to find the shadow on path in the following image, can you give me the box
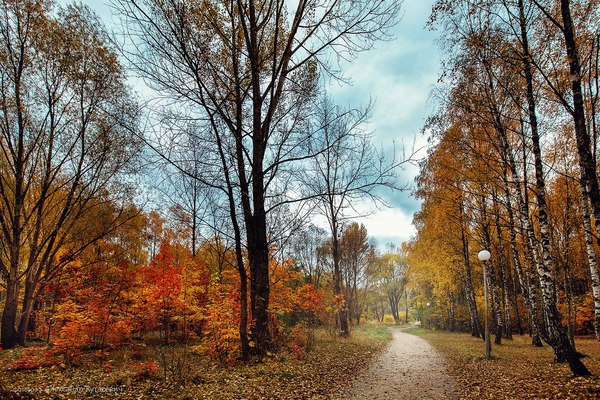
[341,327,458,400]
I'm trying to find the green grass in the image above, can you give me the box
[350,322,393,344]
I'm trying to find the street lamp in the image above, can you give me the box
[478,249,491,360]
[426,302,431,330]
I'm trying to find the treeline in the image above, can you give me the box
[0,0,410,365]
[408,0,599,376]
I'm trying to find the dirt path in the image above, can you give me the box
[341,328,458,400]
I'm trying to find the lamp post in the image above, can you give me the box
[426,302,431,330]
[478,249,491,360]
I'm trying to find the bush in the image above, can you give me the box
[132,361,158,381]
[383,314,396,324]
[10,346,62,371]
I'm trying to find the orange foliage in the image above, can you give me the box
[26,216,329,365]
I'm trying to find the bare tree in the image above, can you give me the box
[288,224,328,289]
[304,95,409,336]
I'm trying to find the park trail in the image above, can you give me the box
[341,327,458,400]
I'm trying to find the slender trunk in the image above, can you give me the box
[404,287,409,323]
[17,279,37,345]
[492,285,503,345]
[389,294,399,324]
[494,87,542,346]
[481,212,502,345]
[448,299,455,332]
[521,0,589,375]
[460,199,482,338]
[581,181,600,341]
[564,265,576,348]
[519,145,544,347]
[558,0,600,237]
[502,168,524,335]
[493,191,513,339]
[211,91,250,358]
[332,227,349,336]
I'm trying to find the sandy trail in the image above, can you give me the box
[341,328,458,400]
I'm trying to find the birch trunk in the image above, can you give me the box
[518,0,589,375]
[460,200,482,338]
[580,181,600,341]
[496,111,543,346]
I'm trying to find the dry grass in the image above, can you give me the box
[406,327,600,399]
[0,324,392,399]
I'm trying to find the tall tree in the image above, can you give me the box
[0,0,140,348]
[339,222,375,324]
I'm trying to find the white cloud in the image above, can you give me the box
[325,1,439,246]
[360,207,416,250]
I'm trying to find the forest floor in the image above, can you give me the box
[0,324,392,400]
[3,324,599,399]
[407,327,600,399]
[341,326,458,399]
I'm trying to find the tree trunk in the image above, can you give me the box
[558,0,600,236]
[481,214,502,345]
[581,181,600,341]
[17,282,37,345]
[520,0,589,375]
[1,279,19,349]
[448,299,455,332]
[404,287,409,323]
[493,190,513,339]
[494,81,542,346]
[332,229,349,336]
[389,294,400,324]
[247,213,272,354]
[460,200,482,338]
[502,169,524,335]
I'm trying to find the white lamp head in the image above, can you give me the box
[478,249,491,261]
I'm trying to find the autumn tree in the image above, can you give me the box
[424,0,595,375]
[375,248,408,325]
[0,0,140,349]
[339,223,375,325]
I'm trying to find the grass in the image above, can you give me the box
[407,327,600,399]
[349,322,393,343]
[0,323,393,399]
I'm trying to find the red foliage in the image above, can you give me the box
[132,361,158,381]
[10,346,64,371]
[10,355,41,371]
[135,242,187,340]
[201,279,244,363]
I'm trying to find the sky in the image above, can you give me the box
[326,0,440,249]
[60,0,440,251]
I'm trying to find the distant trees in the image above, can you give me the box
[0,0,141,349]
[375,248,408,325]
